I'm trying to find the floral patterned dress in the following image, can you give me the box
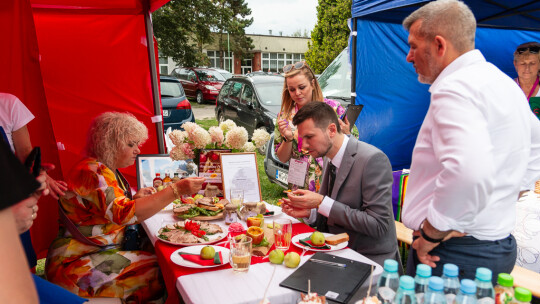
[45,158,164,303]
[274,98,346,192]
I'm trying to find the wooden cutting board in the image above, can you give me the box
[252,226,275,256]
[186,213,224,221]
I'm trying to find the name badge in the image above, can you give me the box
[287,158,309,188]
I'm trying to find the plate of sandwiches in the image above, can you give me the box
[173,196,229,220]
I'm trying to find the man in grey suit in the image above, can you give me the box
[281,102,401,268]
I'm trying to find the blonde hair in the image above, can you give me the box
[85,112,148,168]
[280,63,324,118]
[513,42,540,63]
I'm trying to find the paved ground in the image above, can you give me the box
[191,103,216,120]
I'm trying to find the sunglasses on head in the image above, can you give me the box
[283,61,307,73]
[516,46,540,54]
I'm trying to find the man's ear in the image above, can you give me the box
[327,123,337,137]
[434,35,447,57]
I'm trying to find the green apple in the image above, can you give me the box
[310,231,325,246]
[157,185,165,191]
[268,249,285,264]
[200,246,216,260]
[284,252,300,268]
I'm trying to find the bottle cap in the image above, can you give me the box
[514,287,532,302]
[497,273,513,287]
[399,275,415,290]
[416,264,432,278]
[475,267,492,282]
[383,259,398,273]
[428,276,444,291]
[443,263,459,277]
[460,279,476,294]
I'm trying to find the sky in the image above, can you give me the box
[244,0,318,36]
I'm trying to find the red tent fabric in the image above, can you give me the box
[1,0,168,258]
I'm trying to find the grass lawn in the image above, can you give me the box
[195,118,284,205]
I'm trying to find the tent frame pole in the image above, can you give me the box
[351,17,357,106]
[143,0,165,154]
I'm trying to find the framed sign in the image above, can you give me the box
[136,154,198,189]
[198,149,231,195]
[220,152,262,203]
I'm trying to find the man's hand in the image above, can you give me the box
[412,237,441,268]
[286,189,323,209]
[12,171,49,233]
[134,187,157,199]
[339,116,351,135]
[281,198,311,218]
[177,177,206,195]
[42,163,67,200]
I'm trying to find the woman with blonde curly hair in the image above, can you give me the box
[46,112,204,303]
[275,61,350,192]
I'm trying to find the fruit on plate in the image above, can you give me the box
[246,216,263,228]
[200,246,215,260]
[268,249,284,264]
[246,226,264,245]
[284,252,301,268]
[310,231,326,246]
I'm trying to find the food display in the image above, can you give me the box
[246,226,265,244]
[299,292,326,304]
[239,201,267,220]
[158,220,226,245]
[246,215,264,228]
[292,232,349,252]
[173,196,229,220]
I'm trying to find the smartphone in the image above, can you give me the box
[340,104,364,130]
[24,147,41,177]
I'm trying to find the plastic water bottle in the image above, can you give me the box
[510,287,532,304]
[424,277,447,304]
[442,264,460,304]
[474,268,495,304]
[494,273,514,304]
[394,275,417,304]
[455,279,477,304]
[376,259,400,304]
[415,264,432,304]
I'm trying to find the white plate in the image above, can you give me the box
[264,202,283,217]
[292,232,348,252]
[157,222,228,246]
[171,245,230,269]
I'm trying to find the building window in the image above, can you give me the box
[159,56,169,75]
[207,50,233,72]
[261,52,305,72]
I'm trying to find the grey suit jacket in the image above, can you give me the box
[318,136,401,268]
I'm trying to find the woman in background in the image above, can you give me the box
[513,41,540,100]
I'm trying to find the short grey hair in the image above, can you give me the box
[403,0,476,53]
[85,112,148,168]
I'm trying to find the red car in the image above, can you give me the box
[170,67,225,104]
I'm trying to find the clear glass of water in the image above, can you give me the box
[229,236,252,272]
[273,218,292,251]
[230,188,244,206]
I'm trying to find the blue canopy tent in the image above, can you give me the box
[350,0,540,170]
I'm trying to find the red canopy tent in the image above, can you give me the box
[1,0,169,258]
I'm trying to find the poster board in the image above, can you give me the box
[136,154,198,189]
[198,149,231,195]
[220,152,262,203]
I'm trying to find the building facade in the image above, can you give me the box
[159,33,310,75]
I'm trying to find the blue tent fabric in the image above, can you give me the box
[351,0,540,170]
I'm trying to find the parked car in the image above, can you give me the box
[170,67,226,104]
[215,74,284,151]
[211,68,233,80]
[264,48,351,188]
[160,75,195,131]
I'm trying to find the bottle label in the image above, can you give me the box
[377,287,396,304]
[478,297,495,304]
[445,294,456,304]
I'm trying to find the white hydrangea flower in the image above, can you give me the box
[252,128,271,149]
[189,126,211,149]
[168,130,187,146]
[242,141,256,152]
[208,126,224,145]
[224,126,248,149]
[182,122,199,134]
[219,119,236,132]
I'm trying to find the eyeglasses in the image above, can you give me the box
[516,46,540,54]
[283,61,307,73]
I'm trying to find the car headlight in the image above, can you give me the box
[205,85,217,90]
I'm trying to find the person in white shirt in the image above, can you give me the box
[401,0,540,281]
[281,101,401,269]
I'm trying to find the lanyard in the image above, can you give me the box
[517,76,539,101]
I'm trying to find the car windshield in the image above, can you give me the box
[255,83,283,106]
[196,70,226,82]
[318,48,351,99]
[160,81,185,98]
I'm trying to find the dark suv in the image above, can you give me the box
[215,75,284,146]
[170,67,226,104]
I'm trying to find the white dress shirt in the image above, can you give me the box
[307,135,349,223]
[402,50,540,240]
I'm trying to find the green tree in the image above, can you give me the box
[306,0,351,74]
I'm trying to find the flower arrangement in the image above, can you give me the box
[168,120,270,161]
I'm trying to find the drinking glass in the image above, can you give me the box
[273,218,292,251]
[229,236,252,272]
[230,189,244,206]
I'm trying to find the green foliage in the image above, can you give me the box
[215,0,254,68]
[306,0,352,74]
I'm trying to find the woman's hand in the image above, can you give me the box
[339,116,351,135]
[42,163,68,200]
[277,119,293,142]
[134,187,157,199]
[176,177,206,195]
[13,171,49,233]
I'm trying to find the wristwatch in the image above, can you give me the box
[420,222,444,243]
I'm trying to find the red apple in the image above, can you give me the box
[246,227,264,245]
[246,217,263,228]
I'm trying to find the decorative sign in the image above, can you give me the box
[220,152,262,203]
